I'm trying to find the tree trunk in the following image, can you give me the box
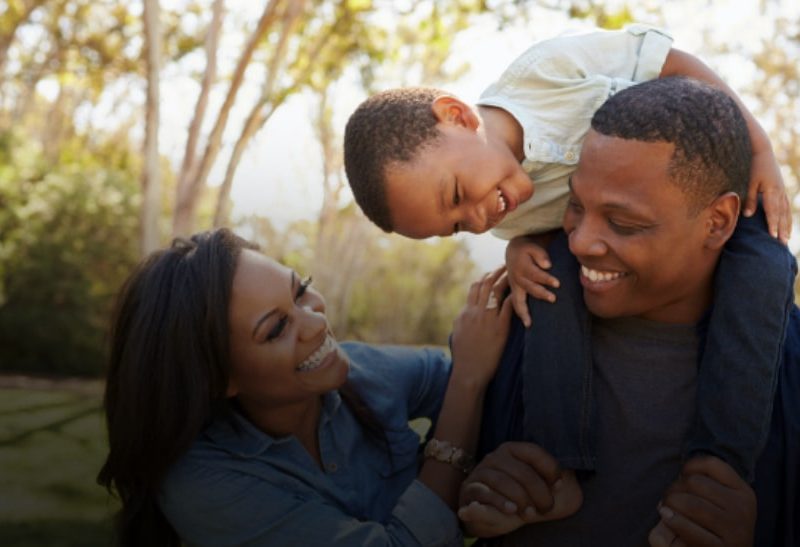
[172,0,283,238]
[212,0,306,228]
[140,0,162,255]
[176,0,224,205]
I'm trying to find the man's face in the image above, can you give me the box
[564,130,716,323]
[383,123,533,239]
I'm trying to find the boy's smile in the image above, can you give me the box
[383,122,533,239]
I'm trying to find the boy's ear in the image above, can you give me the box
[704,192,740,250]
[431,95,480,130]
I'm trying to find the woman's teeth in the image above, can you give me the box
[497,189,507,214]
[296,335,337,372]
[581,265,626,283]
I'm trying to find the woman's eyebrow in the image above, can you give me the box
[251,272,297,339]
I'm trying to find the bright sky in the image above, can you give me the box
[153,0,798,270]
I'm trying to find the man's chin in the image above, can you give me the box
[583,294,625,319]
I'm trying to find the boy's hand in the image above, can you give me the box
[458,442,582,537]
[505,235,561,328]
[744,148,791,244]
[648,455,756,547]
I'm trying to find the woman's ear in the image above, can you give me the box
[431,95,480,130]
[704,192,740,250]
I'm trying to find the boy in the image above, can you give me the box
[343,24,795,509]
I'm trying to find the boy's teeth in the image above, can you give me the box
[296,335,337,372]
[497,189,507,213]
[581,265,625,283]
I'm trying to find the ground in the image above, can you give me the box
[0,375,114,546]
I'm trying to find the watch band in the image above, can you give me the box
[423,438,475,474]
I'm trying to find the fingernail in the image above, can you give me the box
[504,500,517,513]
[524,506,537,519]
[658,505,674,520]
[553,478,564,491]
[457,507,467,519]
[548,295,556,303]
[552,280,560,288]
[743,208,753,216]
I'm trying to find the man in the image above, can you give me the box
[457,77,799,546]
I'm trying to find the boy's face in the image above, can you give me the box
[383,123,533,239]
[564,130,718,324]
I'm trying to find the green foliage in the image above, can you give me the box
[0,129,140,376]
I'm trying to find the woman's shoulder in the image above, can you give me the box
[341,341,448,385]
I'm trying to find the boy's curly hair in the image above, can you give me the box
[344,87,446,232]
[591,77,751,215]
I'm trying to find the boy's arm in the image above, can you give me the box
[660,48,790,242]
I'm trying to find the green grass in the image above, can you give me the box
[0,384,115,547]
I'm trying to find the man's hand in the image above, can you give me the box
[744,148,791,244]
[458,442,582,537]
[505,236,561,328]
[648,455,756,547]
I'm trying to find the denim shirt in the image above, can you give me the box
[159,342,461,547]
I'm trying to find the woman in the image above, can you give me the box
[97,228,513,546]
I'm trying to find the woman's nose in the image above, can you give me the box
[298,304,327,340]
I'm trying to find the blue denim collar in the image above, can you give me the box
[205,391,343,458]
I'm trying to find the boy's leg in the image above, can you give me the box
[522,231,595,471]
[688,205,797,481]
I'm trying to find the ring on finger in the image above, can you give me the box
[486,293,498,310]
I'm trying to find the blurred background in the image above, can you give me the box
[0,0,797,544]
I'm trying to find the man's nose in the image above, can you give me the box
[568,221,607,257]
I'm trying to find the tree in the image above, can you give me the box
[141,0,163,254]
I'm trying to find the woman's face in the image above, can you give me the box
[226,250,349,410]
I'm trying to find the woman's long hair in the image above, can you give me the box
[97,229,253,546]
[97,228,386,546]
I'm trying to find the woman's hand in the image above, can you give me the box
[450,266,513,386]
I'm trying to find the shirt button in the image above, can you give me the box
[327,462,338,473]
[564,150,576,161]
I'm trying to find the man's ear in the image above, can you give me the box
[225,379,238,398]
[704,192,740,250]
[431,95,480,130]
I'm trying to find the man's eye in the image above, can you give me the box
[265,316,288,342]
[608,220,642,235]
[567,198,583,213]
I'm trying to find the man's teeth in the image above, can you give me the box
[497,189,507,214]
[296,335,337,372]
[581,265,625,283]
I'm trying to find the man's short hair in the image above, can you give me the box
[591,77,751,216]
[344,87,445,232]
